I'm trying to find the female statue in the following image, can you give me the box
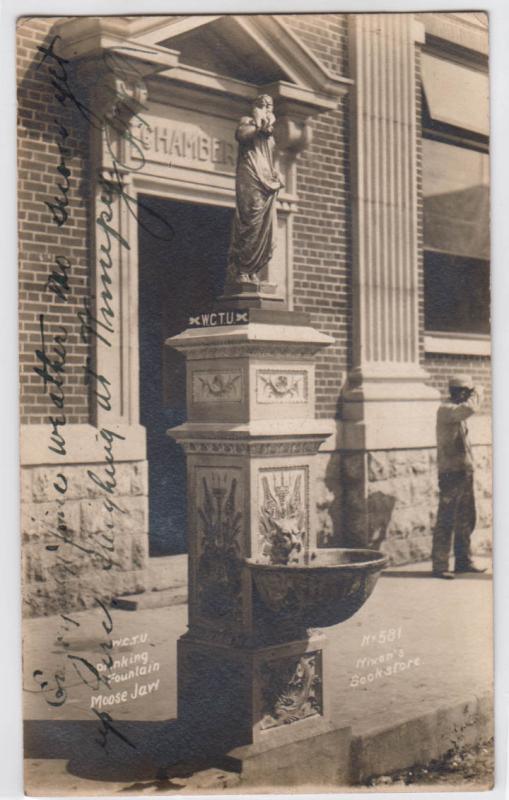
[227,95,284,287]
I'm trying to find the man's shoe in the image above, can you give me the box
[432,570,455,580]
[454,563,487,574]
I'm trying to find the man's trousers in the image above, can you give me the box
[432,470,476,572]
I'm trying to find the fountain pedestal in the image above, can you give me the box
[167,312,333,734]
[166,310,386,783]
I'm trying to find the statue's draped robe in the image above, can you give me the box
[228,117,279,281]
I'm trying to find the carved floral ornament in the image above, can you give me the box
[192,371,243,403]
[195,468,244,625]
[259,651,323,729]
[256,370,308,403]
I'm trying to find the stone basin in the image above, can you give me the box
[245,548,388,630]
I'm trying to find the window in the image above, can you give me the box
[421,51,490,344]
[424,251,490,334]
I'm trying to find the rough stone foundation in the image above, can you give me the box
[318,445,492,564]
[22,445,491,616]
[21,461,149,617]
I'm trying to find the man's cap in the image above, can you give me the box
[448,374,474,390]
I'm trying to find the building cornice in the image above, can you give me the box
[419,12,489,57]
[54,14,352,111]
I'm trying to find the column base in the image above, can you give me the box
[340,365,441,450]
[337,365,442,551]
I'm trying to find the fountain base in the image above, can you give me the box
[177,630,352,785]
[227,718,352,787]
[177,631,330,745]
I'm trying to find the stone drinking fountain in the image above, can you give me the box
[166,94,387,785]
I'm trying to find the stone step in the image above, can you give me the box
[112,586,188,611]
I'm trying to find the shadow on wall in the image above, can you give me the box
[340,485,399,552]
[322,402,437,562]
[321,453,397,552]
[321,453,396,551]
[319,452,342,547]
[367,491,397,550]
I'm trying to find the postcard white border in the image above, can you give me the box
[2,2,509,799]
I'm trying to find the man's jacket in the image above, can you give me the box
[436,390,482,475]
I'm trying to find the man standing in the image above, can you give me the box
[432,374,486,579]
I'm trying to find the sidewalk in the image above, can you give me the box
[22,557,493,794]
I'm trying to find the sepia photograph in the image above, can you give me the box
[17,9,494,795]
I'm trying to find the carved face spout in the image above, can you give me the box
[259,470,306,566]
[270,518,304,566]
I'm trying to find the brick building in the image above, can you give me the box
[18,13,491,615]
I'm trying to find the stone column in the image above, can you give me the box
[344,14,439,450]
[341,15,440,553]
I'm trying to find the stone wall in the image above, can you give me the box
[22,461,149,617]
[316,445,492,564]
[470,445,493,556]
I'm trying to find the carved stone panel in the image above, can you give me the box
[257,466,309,564]
[256,369,308,404]
[192,370,243,403]
[195,467,244,624]
[259,651,323,729]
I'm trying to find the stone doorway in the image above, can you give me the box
[138,195,233,556]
